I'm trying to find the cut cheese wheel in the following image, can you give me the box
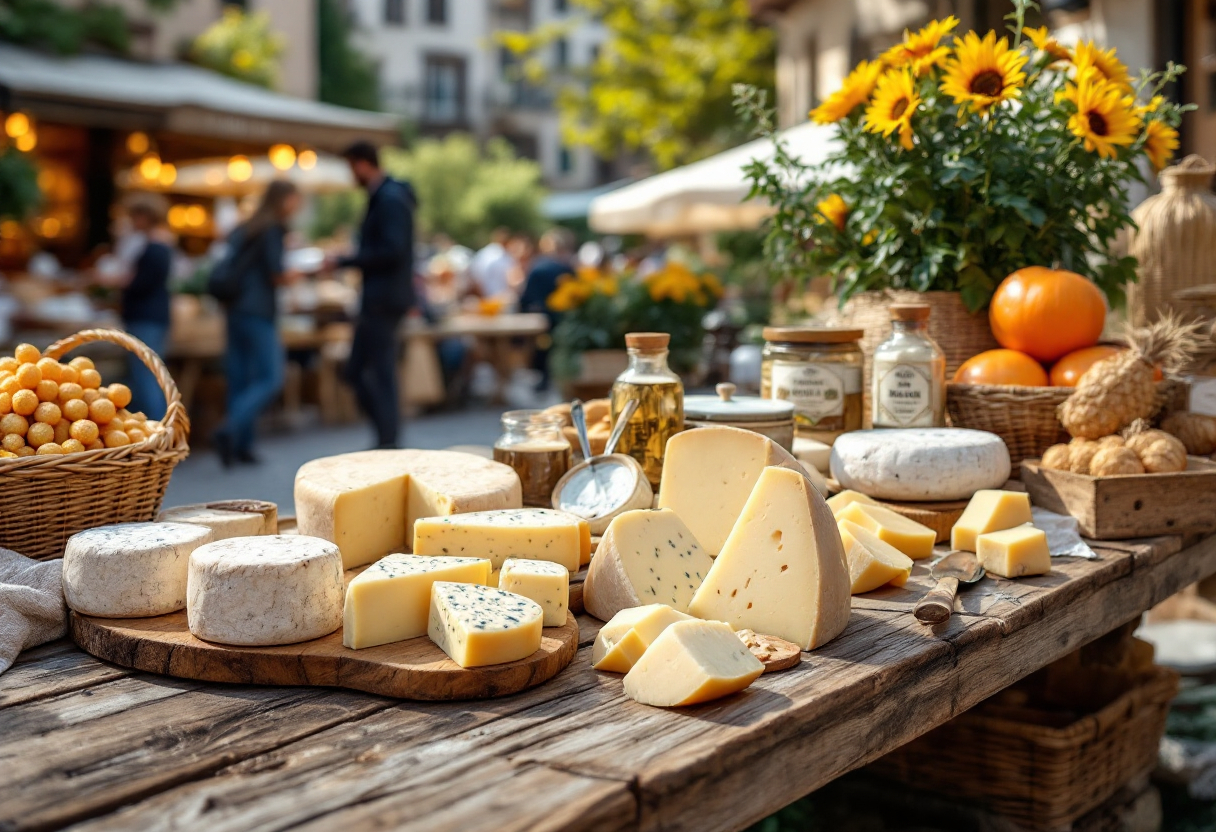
[583,508,714,622]
[343,554,491,649]
[187,535,344,646]
[689,466,851,650]
[428,581,543,667]
[63,522,213,618]
[591,603,694,673]
[295,450,522,569]
[830,429,1011,501]
[157,503,275,541]
[657,425,803,556]
[826,490,879,517]
[951,490,1032,552]
[413,508,588,572]
[839,519,914,594]
[622,619,764,707]
[498,558,569,626]
[977,526,1050,578]
[835,502,936,559]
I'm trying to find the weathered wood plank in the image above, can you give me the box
[0,641,130,709]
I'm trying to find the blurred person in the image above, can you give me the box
[469,227,515,300]
[212,180,304,467]
[326,140,417,449]
[506,233,535,293]
[518,227,576,391]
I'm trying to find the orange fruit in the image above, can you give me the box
[989,267,1107,362]
[953,349,1049,386]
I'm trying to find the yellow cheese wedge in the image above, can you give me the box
[622,619,764,707]
[413,508,586,571]
[498,558,569,626]
[835,502,936,559]
[838,520,914,594]
[951,490,1033,552]
[826,489,879,517]
[977,526,1050,578]
[591,603,694,673]
[427,581,543,667]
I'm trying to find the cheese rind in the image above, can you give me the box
[413,508,585,571]
[826,490,879,517]
[427,582,543,667]
[583,508,714,622]
[977,526,1051,578]
[63,522,213,617]
[591,603,694,673]
[156,505,272,541]
[830,429,1012,501]
[188,535,344,646]
[657,425,804,556]
[498,558,569,626]
[835,502,936,559]
[839,520,914,593]
[689,466,851,650]
[343,554,491,649]
[622,619,764,707]
[951,490,1033,552]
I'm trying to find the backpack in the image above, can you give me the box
[206,228,262,303]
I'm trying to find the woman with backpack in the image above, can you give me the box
[209,180,303,467]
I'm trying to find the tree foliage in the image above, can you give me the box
[0,146,40,221]
[0,0,179,55]
[317,0,380,111]
[189,6,283,89]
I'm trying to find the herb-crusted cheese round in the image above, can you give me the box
[829,428,1012,501]
[64,522,214,618]
[187,535,343,646]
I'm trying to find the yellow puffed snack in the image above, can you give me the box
[2,434,24,452]
[35,379,58,402]
[26,422,54,448]
[0,392,9,416]
[103,430,130,448]
[53,420,70,445]
[14,344,41,365]
[0,376,19,396]
[62,399,88,421]
[126,428,146,443]
[89,398,116,425]
[69,419,100,445]
[35,442,65,455]
[0,450,15,459]
[58,364,79,385]
[0,357,18,375]
[60,438,85,454]
[81,388,101,405]
[15,446,34,457]
[85,439,104,451]
[68,356,94,371]
[79,369,102,390]
[34,358,61,382]
[0,413,28,436]
[57,382,83,403]
[15,363,41,390]
[33,402,61,426]
[11,389,38,417]
[107,383,132,409]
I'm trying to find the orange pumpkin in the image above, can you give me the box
[1049,345,1163,386]
[989,267,1107,363]
[953,349,1049,386]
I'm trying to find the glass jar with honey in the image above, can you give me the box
[761,326,863,442]
[493,410,573,507]
[610,332,684,488]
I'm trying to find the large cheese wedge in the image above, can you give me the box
[428,582,543,667]
[623,619,764,707]
[838,519,914,594]
[498,558,569,626]
[830,428,1011,501]
[413,508,589,572]
[583,508,714,622]
[295,450,521,569]
[951,490,1033,552]
[157,502,276,541]
[688,466,851,650]
[591,603,694,673]
[343,554,491,649]
[826,490,879,517]
[657,425,803,556]
[835,502,936,559]
[977,526,1050,578]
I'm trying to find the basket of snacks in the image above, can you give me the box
[0,329,190,560]
[947,382,1073,470]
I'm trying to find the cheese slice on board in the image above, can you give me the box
[428,582,544,668]
[826,490,879,517]
[413,508,588,571]
[498,558,569,626]
[157,504,273,541]
[688,466,851,650]
[838,519,914,594]
[623,619,764,707]
[583,508,714,622]
[951,490,1032,552]
[343,554,491,649]
[657,425,803,556]
[591,603,694,673]
[835,502,936,559]
[977,526,1050,578]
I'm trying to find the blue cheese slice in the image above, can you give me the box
[498,558,569,627]
[427,581,543,667]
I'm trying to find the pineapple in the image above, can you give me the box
[1058,315,1202,439]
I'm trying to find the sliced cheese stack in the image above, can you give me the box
[826,490,878,516]
[689,466,850,650]
[343,554,491,649]
[63,522,213,617]
[839,520,914,594]
[187,535,343,646]
[583,508,714,621]
[592,604,693,673]
[835,502,936,559]
[157,501,277,541]
[428,582,543,668]
[498,559,569,626]
[413,508,589,572]
[950,490,1032,552]
[623,619,764,707]
[830,428,1011,501]
[978,527,1051,578]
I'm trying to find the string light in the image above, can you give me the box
[167,205,188,228]
[126,132,150,155]
[184,205,207,227]
[14,131,36,152]
[297,149,317,170]
[4,113,30,138]
[138,154,162,181]
[228,155,253,182]
[268,144,296,170]
[157,163,177,187]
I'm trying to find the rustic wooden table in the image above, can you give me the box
[4,532,1214,832]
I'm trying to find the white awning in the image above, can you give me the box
[118,153,356,196]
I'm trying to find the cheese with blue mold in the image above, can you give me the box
[428,581,544,667]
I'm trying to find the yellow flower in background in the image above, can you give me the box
[547,278,593,312]
[1135,95,1164,118]
[1022,26,1071,64]
[1066,74,1141,159]
[940,31,1028,113]
[881,16,958,77]
[866,69,921,150]
[1073,41,1133,93]
[816,194,849,231]
[811,60,884,123]
[575,266,601,283]
[1143,119,1180,170]
[645,262,707,305]
[701,273,724,299]
[595,277,619,296]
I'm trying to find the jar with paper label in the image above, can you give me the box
[760,327,863,442]
[871,304,946,428]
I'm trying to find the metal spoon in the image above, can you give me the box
[570,400,594,460]
[603,399,638,457]
[913,551,985,625]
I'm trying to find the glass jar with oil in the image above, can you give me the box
[610,332,683,488]
[493,410,573,507]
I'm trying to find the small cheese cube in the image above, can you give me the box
[839,520,914,594]
[623,620,764,707]
[951,490,1033,552]
[826,489,879,517]
[498,558,569,626]
[977,526,1051,578]
[428,582,543,668]
[413,508,588,572]
[592,604,694,673]
[343,554,491,649]
[835,502,936,559]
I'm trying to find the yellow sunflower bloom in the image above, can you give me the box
[815,194,849,231]
[881,16,958,77]
[1072,41,1133,94]
[595,277,619,296]
[865,69,921,150]
[1135,95,1164,118]
[1143,119,1180,170]
[575,266,601,283]
[940,31,1028,113]
[1066,74,1141,159]
[811,60,884,123]
[1022,26,1070,63]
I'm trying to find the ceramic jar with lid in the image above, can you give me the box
[760,326,864,442]
[684,383,795,450]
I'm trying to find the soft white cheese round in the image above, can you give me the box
[157,505,273,541]
[829,428,1011,501]
[64,522,214,618]
[187,535,343,646]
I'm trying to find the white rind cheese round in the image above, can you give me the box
[64,522,214,618]
[157,504,275,541]
[829,428,1012,501]
[187,535,344,646]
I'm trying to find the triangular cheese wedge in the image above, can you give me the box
[838,520,914,594]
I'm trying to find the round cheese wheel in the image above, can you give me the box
[187,535,343,646]
[64,522,214,618]
[157,502,277,540]
[829,429,1011,501]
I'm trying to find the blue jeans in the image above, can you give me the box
[222,313,284,456]
[123,319,168,420]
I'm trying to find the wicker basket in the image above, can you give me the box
[872,666,1179,830]
[947,383,1072,470]
[0,329,190,560]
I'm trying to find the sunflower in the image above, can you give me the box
[881,16,958,77]
[1022,26,1070,63]
[1066,74,1142,159]
[1143,119,1180,170]
[865,69,921,150]
[940,31,1028,113]
[1135,95,1164,118]
[815,194,849,231]
[811,60,884,123]
[1072,41,1133,93]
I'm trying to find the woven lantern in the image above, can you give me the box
[1128,155,1216,325]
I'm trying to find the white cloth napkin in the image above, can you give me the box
[1031,507,1098,559]
[0,547,66,675]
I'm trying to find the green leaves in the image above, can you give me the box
[0,146,40,222]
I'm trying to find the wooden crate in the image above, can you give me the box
[1021,457,1216,540]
